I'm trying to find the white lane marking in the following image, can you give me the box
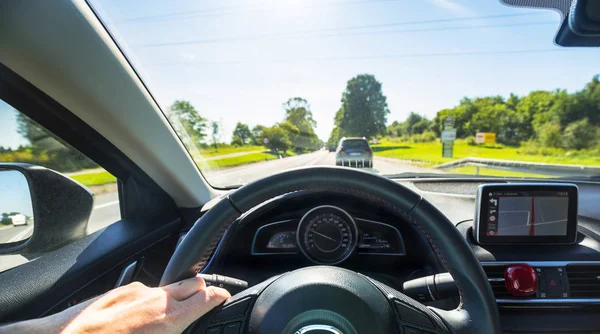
[8,225,33,243]
[94,200,119,210]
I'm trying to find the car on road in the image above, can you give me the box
[10,214,27,227]
[335,137,373,168]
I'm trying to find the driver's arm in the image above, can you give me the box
[0,276,230,334]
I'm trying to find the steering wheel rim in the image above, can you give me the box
[160,166,500,333]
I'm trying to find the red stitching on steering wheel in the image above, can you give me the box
[194,184,465,308]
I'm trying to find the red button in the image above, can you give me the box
[504,264,537,297]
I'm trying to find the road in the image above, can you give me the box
[1,151,436,243]
[205,150,437,188]
[0,151,436,272]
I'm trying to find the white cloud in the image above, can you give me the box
[426,0,476,16]
[181,52,197,62]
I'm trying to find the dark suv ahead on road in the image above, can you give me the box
[335,137,373,168]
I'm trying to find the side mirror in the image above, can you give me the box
[0,163,94,256]
[569,0,600,36]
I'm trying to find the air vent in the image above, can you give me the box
[482,264,513,299]
[566,264,600,298]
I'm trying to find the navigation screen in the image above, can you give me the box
[486,191,569,237]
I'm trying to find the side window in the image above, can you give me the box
[0,98,120,272]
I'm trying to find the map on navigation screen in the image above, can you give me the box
[486,192,569,237]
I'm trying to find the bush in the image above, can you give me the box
[465,136,477,146]
[231,137,244,146]
[562,118,596,150]
[535,122,562,148]
[518,140,565,156]
[411,131,437,143]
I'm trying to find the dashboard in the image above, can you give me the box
[251,205,405,263]
[201,178,600,333]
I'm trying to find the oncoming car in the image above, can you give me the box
[335,137,373,168]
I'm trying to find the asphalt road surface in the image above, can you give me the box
[0,151,436,272]
[205,150,437,188]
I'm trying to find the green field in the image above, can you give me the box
[204,151,296,169]
[198,145,264,157]
[70,171,117,187]
[373,140,600,167]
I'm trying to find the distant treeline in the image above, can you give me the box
[387,75,600,150]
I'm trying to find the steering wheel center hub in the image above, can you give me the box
[247,266,396,334]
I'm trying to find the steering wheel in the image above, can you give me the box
[160,167,500,333]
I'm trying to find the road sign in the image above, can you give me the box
[443,116,455,130]
[263,138,269,144]
[475,132,496,144]
[441,129,457,142]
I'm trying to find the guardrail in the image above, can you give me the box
[435,157,600,177]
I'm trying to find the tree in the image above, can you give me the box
[168,100,208,145]
[210,121,219,149]
[252,125,266,145]
[562,118,596,149]
[411,119,431,135]
[336,74,390,138]
[327,127,342,148]
[283,97,320,152]
[15,111,97,172]
[262,126,291,152]
[232,122,252,145]
[1,213,10,225]
[278,121,300,150]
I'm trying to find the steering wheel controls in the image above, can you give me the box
[198,274,248,293]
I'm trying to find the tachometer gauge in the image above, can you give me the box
[296,205,358,264]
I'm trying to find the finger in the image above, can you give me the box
[162,276,207,301]
[178,286,231,324]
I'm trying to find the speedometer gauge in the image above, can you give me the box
[297,205,358,264]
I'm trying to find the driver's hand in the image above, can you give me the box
[1,276,230,334]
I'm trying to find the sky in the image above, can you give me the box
[0,170,34,217]
[1,0,598,148]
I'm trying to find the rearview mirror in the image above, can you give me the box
[569,0,600,36]
[0,170,34,244]
[500,0,600,46]
[0,164,94,255]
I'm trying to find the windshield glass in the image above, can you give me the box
[342,140,369,149]
[89,0,599,188]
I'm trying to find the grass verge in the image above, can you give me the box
[70,171,117,187]
[373,140,600,166]
[204,151,296,169]
[447,166,552,178]
[199,145,264,157]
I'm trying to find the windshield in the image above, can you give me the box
[89,1,599,188]
[342,140,370,149]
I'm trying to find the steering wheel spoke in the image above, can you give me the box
[186,276,280,334]
[365,276,450,334]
